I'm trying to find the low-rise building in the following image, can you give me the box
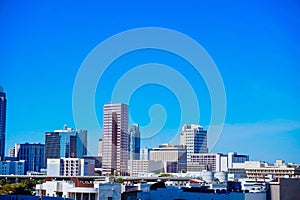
[47,158,95,176]
[0,160,25,175]
[229,160,300,179]
[268,178,300,200]
[137,183,266,200]
[36,178,97,199]
[188,152,249,173]
[128,160,164,176]
[150,144,186,173]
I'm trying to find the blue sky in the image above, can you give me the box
[1,1,300,163]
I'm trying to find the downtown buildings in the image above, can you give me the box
[150,144,187,173]
[14,143,45,172]
[180,124,208,163]
[0,86,7,161]
[129,124,140,160]
[45,125,87,162]
[102,103,129,176]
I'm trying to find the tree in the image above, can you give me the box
[115,178,123,184]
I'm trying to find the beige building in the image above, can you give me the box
[150,144,186,173]
[230,160,300,179]
[102,103,129,176]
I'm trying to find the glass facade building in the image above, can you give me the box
[180,124,208,163]
[45,125,87,165]
[0,86,6,161]
[15,143,45,172]
[129,124,140,160]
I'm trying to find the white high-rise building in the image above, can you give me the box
[102,103,129,176]
[180,124,207,163]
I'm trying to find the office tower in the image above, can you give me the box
[15,143,45,172]
[150,144,187,173]
[45,125,87,164]
[140,147,152,161]
[180,124,207,163]
[98,139,102,157]
[102,103,128,176]
[0,86,7,161]
[129,124,140,160]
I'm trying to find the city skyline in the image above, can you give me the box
[1,1,300,163]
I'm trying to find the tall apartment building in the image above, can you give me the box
[45,125,87,164]
[14,143,45,172]
[129,124,140,160]
[0,86,7,161]
[102,103,129,175]
[180,124,207,163]
[150,144,187,173]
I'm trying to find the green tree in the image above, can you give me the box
[1,183,14,194]
[115,178,123,183]
[160,173,172,177]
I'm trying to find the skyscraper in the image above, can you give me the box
[180,124,208,163]
[45,125,87,164]
[0,86,7,161]
[102,103,129,176]
[129,124,140,160]
[15,143,45,172]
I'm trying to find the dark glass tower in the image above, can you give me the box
[129,124,140,160]
[0,86,7,161]
[45,125,87,164]
[15,143,45,172]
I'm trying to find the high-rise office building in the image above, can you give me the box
[180,124,207,163]
[15,143,45,172]
[45,125,87,164]
[129,124,140,160]
[0,86,7,161]
[102,103,128,175]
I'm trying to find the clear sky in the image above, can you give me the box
[1,1,300,163]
